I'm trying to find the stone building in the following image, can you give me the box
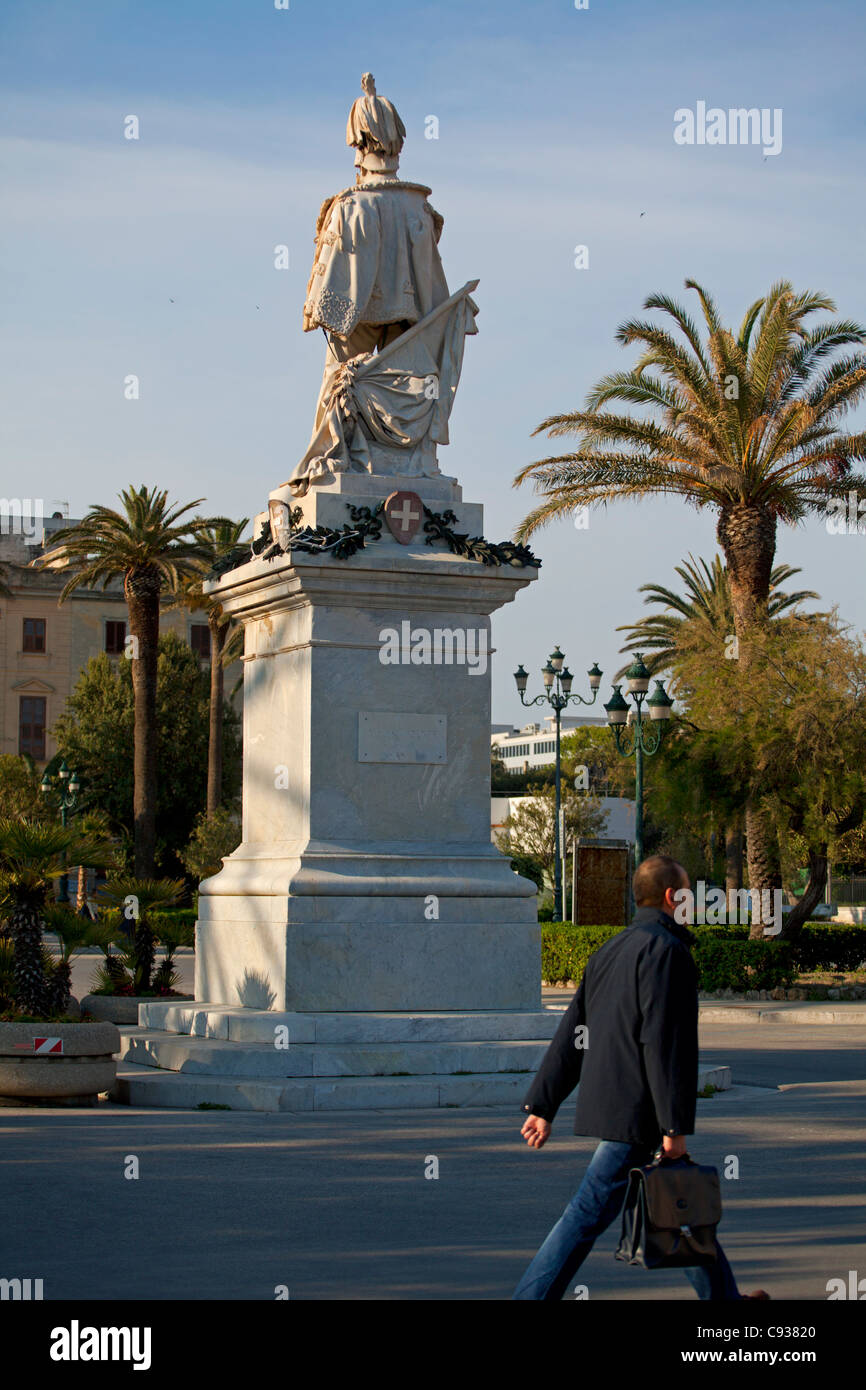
[0,511,213,766]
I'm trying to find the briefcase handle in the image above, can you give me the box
[651,1149,692,1166]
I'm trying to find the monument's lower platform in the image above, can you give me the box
[111,1001,561,1111]
[110,1001,732,1112]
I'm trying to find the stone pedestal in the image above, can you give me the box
[196,472,540,1013]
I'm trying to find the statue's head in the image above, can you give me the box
[346,74,406,177]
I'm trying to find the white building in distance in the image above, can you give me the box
[491,713,607,773]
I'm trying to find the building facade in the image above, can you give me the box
[0,513,215,766]
[491,713,608,773]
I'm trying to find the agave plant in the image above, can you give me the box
[95,877,185,995]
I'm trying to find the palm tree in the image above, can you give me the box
[615,555,820,680]
[615,554,820,908]
[515,280,866,907]
[168,518,249,816]
[36,487,228,876]
[0,820,111,1016]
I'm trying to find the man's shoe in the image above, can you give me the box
[742,1290,770,1299]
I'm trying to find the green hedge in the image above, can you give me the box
[787,924,866,972]
[541,922,866,990]
[692,938,796,991]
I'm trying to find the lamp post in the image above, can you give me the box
[603,654,673,870]
[514,648,602,921]
[40,759,82,904]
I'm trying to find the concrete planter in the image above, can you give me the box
[81,994,194,1025]
[0,1020,120,1106]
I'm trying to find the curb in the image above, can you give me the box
[699,1003,866,1025]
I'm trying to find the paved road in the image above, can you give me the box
[24,959,862,1300]
[2,1031,864,1300]
[699,1021,866,1087]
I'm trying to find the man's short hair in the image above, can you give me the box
[633,854,687,907]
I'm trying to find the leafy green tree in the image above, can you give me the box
[615,554,821,901]
[559,725,632,799]
[515,280,866,910]
[37,486,229,875]
[499,786,609,892]
[0,754,47,821]
[677,612,866,937]
[52,632,241,875]
[180,807,241,881]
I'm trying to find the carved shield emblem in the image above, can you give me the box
[384,490,423,545]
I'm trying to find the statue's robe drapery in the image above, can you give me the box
[289,284,478,494]
[303,180,449,337]
[290,178,474,497]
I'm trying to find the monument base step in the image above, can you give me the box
[111,1062,732,1112]
[107,1003,731,1111]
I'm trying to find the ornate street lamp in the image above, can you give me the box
[514,649,602,920]
[40,759,83,904]
[604,656,673,870]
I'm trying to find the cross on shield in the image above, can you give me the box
[384,491,423,546]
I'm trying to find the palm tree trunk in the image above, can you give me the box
[132,916,155,994]
[207,615,225,817]
[76,862,87,912]
[11,899,50,1016]
[48,959,72,1015]
[717,503,778,936]
[125,569,161,877]
[724,817,743,915]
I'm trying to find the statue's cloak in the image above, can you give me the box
[303,181,449,337]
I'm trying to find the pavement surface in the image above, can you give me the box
[2,1010,864,1300]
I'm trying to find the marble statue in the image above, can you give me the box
[287,74,478,497]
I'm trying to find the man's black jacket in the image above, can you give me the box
[522,906,698,1147]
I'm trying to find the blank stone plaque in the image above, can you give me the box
[358,712,447,764]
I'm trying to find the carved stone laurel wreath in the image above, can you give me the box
[214,501,540,577]
[420,508,541,569]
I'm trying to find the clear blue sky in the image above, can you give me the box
[3,0,864,722]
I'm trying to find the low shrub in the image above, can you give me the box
[791,924,866,972]
[692,937,797,991]
[541,923,621,984]
[539,920,858,991]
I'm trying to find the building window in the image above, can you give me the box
[105,619,127,655]
[190,623,211,659]
[19,696,46,759]
[22,618,46,653]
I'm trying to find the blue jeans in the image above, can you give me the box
[513,1140,741,1301]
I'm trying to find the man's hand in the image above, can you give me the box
[521,1114,551,1149]
[662,1133,688,1159]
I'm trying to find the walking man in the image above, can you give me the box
[513,854,767,1300]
